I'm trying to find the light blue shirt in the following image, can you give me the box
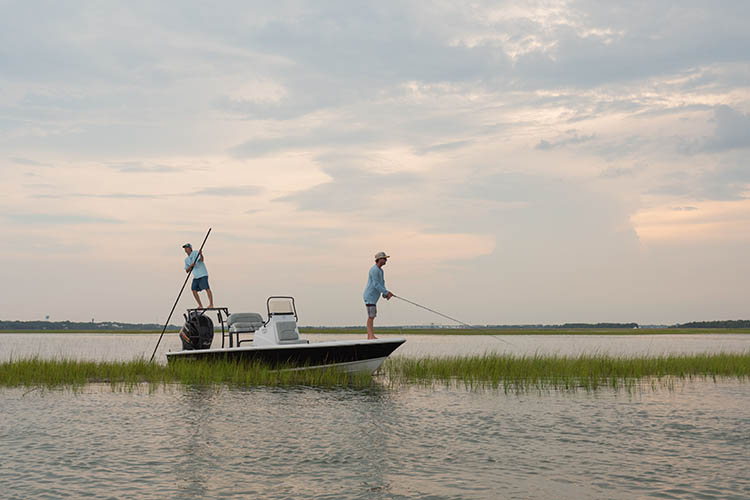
[184,250,208,279]
[363,264,389,304]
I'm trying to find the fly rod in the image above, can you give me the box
[149,227,212,362]
[392,294,514,346]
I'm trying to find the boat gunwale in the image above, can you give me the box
[166,337,406,357]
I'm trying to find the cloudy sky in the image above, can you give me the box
[3,1,750,326]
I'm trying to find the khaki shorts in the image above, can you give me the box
[365,304,377,319]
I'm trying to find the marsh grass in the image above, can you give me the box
[382,353,750,393]
[0,357,373,391]
[1,353,747,393]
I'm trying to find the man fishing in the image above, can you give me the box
[183,243,214,308]
[363,251,393,340]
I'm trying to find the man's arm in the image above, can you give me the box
[377,268,393,300]
[185,252,197,273]
[371,267,390,296]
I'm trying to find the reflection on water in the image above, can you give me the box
[1,382,748,499]
[174,386,221,499]
[1,332,749,363]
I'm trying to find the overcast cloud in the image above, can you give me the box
[2,1,749,325]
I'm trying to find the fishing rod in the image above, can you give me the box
[149,227,212,362]
[392,294,514,346]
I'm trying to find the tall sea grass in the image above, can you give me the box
[1,353,747,392]
[382,352,750,393]
[0,356,372,391]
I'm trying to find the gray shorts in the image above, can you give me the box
[365,304,377,319]
[191,276,210,291]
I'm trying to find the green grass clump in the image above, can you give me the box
[2,353,747,393]
[383,352,750,392]
[0,357,372,390]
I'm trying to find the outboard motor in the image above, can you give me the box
[179,311,214,350]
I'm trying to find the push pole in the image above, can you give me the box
[149,228,212,362]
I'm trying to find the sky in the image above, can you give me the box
[2,1,750,326]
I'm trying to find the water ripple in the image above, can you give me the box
[1,381,748,498]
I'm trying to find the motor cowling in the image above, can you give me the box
[179,312,214,350]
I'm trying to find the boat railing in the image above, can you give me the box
[187,307,233,347]
[267,296,297,320]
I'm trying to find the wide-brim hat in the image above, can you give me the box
[374,251,390,260]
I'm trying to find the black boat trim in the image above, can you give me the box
[166,338,405,368]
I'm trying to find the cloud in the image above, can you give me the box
[10,157,49,167]
[109,162,181,173]
[702,105,750,152]
[412,170,639,250]
[451,171,540,204]
[28,185,265,200]
[415,140,473,155]
[4,213,122,225]
[32,192,162,200]
[275,165,419,212]
[2,1,750,325]
[536,131,595,151]
[699,163,750,200]
[650,159,750,201]
[509,2,750,88]
[227,109,477,158]
[632,199,750,243]
[229,135,318,158]
[3,2,748,165]
[600,167,636,179]
[672,206,698,211]
[192,185,264,196]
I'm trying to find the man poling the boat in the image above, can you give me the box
[183,242,214,309]
[363,251,394,340]
[150,228,212,362]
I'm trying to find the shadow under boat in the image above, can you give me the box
[166,296,405,374]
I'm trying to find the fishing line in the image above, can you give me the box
[392,294,515,347]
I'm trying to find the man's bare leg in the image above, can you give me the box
[367,317,377,339]
[192,290,203,308]
[206,289,214,308]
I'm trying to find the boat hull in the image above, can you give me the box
[166,338,405,374]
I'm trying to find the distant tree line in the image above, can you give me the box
[671,320,750,329]
[486,323,639,329]
[559,322,639,329]
[4,319,750,331]
[0,320,179,331]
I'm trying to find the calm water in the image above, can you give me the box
[1,334,748,499]
[2,332,750,362]
[1,382,748,499]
